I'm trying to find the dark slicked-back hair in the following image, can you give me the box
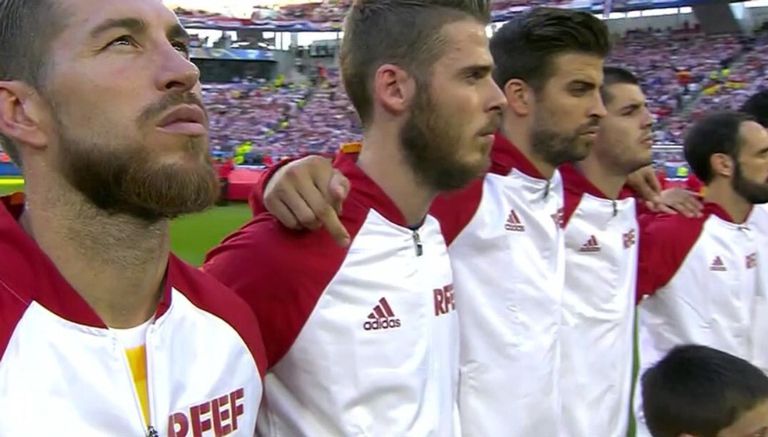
[340,0,492,127]
[490,7,610,93]
[642,345,768,437]
[684,111,753,183]
[741,90,768,128]
[0,0,65,166]
[601,66,639,105]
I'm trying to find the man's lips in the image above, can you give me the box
[157,105,208,136]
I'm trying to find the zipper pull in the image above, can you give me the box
[544,180,550,198]
[147,426,159,437]
[412,230,423,257]
[612,200,617,217]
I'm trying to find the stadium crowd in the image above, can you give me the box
[1,18,766,168]
[201,69,361,165]
[611,28,745,141]
[688,25,768,119]
[177,0,576,24]
[2,25,765,166]
[193,25,766,166]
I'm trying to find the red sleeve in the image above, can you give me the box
[634,198,653,219]
[429,177,484,246]
[202,204,368,368]
[636,213,706,302]
[247,158,297,217]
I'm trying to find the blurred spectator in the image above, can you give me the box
[169,9,768,167]
[610,29,745,144]
[203,69,359,166]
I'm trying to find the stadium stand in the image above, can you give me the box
[3,6,767,186]
[197,26,764,166]
[611,30,745,141]
[686,26,768,124]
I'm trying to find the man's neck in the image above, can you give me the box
[575,157,627,200]
[22,174,170,328]
[704,181,752,224]
[500,119,557,179]
[357,128,437,227]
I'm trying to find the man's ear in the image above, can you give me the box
[710,153,734,179]
[504,78,534,117]
[0,81,49,150]
[372,63,416,118]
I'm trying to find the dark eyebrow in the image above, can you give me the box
[90,18,147,40]
[458,64,493,77]
[570,80,597,89]
[89,18,189,41]
[168,23,190,41]
[620,102,643,113]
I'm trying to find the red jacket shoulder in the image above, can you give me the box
[637,213,707,301]
[203,203,368,367]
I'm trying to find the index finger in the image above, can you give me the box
[317,205,350,247]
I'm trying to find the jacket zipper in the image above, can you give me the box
[115,334,152,436]
[412,230,423,257]
[145,324,158,437]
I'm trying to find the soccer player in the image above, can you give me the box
[433,13,609,434]
[634,89,768,227]
[742,89,768,253]
[642,345,768,437]
[635,111,768,436]
[0,0,266,435]
[240,8,612,435]
[204,1,505,435]
[558,66,655,437]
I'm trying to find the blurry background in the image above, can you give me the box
[3,0,767,264]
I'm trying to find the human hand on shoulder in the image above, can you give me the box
[265,155,351,246]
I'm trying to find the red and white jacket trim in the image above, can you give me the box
[206,152,459,436]
[431,133,566,436]
[558,164,638,437]
[634,203,767,436]
[0,194,266,437]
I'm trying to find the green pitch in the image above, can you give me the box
[0,179,250,266]
[170,204,251,265]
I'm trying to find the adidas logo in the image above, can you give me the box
[623,229,636,249]
[363,298,402,331]
[710,256,727,272]
[505,210,525,232]
[579,235,601,253]
[551,208,565,229]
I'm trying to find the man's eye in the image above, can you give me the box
[105,35,139,50]
[172,41,189,54]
